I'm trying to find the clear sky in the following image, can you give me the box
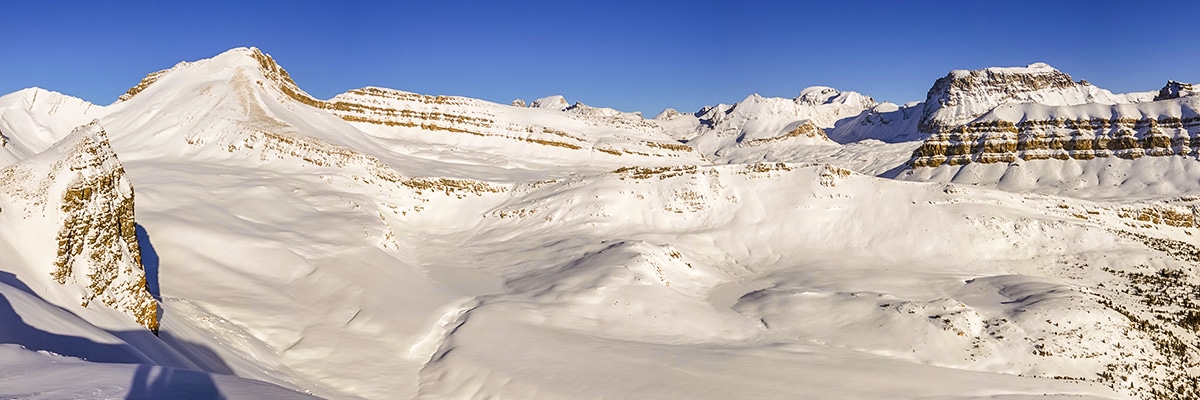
[2,1,1197,114]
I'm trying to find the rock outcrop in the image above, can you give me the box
[917,63,1118,135]
[908,64,1197,168]
[910,109,1200,168]
[1154,80,1196,101]
[0,121,157,332]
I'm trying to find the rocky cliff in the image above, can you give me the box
[0,121,157,332]
[916,63,1127,135]
[909,63,1191,168]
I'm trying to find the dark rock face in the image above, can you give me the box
[1154,80,1195,101]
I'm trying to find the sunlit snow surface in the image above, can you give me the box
[3,48,1199,399]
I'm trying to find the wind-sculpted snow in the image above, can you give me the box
[415,164,1200,399]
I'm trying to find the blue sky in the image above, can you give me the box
[2,1,1196,114]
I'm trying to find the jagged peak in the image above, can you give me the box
[1154,80,1196,101]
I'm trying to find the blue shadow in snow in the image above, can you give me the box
[125,363,224,400]
[0,272,229,399]
[134,224,160,301]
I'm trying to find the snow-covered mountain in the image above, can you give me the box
[900,63,1200,197]
[1,47,1199,399]
[648,87,888,166]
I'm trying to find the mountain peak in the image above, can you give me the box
[115,46,321,107]
[1154,80,1196,100]
[530,95,569,110]
[795,86,875,108]
[919,63,1113,133]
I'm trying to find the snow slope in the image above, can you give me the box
[1,47,1199,400]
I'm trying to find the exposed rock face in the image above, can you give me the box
[738,120,830,147]
[1155,80,1196,101]
[910,111,1200,168]
[52,122,157,332]
[918,63,1104,135]
[117,69,171,102]
[909,64,1198,168]
[0,121,158,332]
[241,49,687,158]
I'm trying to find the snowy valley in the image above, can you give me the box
[1,48,1198,399]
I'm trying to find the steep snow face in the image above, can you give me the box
[0,88,102,167]
[827,101,925,144]
[0,121,156,332]
[795,85,872,108]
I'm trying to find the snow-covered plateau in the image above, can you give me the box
[1,48,1198,399]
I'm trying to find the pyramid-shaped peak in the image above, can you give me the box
[115,46,320,106]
